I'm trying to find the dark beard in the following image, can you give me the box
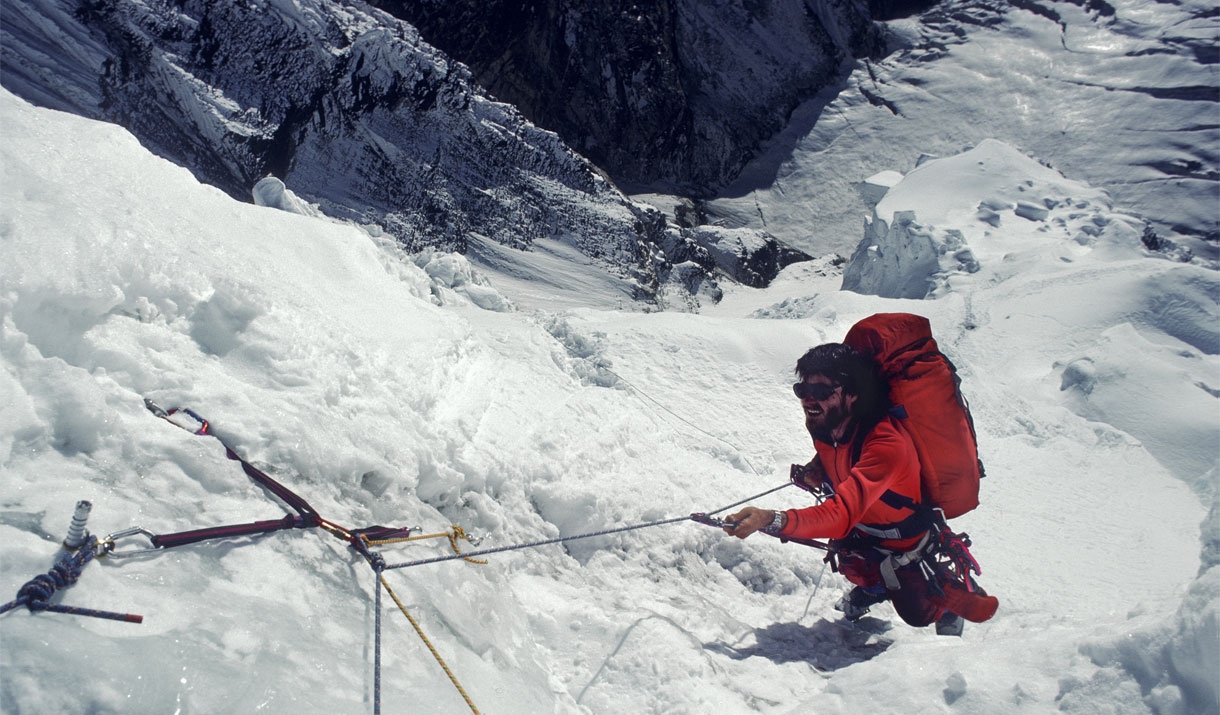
[805,404,849,444]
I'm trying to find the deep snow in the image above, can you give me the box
[1,81,1217,714]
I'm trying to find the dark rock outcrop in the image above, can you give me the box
[661,225,813,289]
[371,0,887,194]
[2,0,661,285]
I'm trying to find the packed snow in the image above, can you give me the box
[1,51,1217,715]
[707,0,1219,264]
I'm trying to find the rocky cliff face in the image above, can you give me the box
[373,0,887,194]
[4,2,627,245]
[0,0,818,306]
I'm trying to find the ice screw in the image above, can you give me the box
[62,500,93,550]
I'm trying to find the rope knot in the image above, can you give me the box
[17,573,59,606]
[16,540,97,607]
[447,527,487,564]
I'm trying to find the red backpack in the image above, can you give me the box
[844,313,984,519]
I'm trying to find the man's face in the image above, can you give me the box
[797,374,856,438]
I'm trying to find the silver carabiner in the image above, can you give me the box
[690,512,739,530]
[97,526,163,559]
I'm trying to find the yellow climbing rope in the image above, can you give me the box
[378,573,481,715]
[361,526,486,714]
[364,526,487,564]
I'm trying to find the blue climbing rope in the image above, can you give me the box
[0,537,143,624]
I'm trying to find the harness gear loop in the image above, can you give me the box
[926,520,986,594]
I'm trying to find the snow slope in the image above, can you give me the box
[1,83,1217,715]
[708,0,1219,261]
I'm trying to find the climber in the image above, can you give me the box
[724,341,998,634]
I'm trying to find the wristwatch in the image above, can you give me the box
[762,509,787,535]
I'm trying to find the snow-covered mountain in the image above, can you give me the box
[707,0,1219,262]
[0,0,645,259]
[1,85,1216,714]
[0,1,1217,711]
[0,0,832,305]
[3,0,1213,304]
[373,0,888,193]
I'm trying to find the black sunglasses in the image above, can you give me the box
[793,382,840,400]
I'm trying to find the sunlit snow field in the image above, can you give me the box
[1,1,1218,713]
[706,0,1219,264]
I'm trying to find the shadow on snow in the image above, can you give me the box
[705,617,893,670]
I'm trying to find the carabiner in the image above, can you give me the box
[450,525,483,547]
[97,526,163,558]
[690,513,739,529]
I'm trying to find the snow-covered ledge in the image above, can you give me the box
[840,139,1159,300]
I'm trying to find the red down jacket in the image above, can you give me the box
[778,415,925,552]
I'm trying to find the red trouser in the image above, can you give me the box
[837,549,998,627]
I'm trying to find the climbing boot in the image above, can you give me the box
[935,612,965,637]
[834,585,887,622]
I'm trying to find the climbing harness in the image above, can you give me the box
[1,399,803,715]
[824,511,986,599]
[875,530,936,591]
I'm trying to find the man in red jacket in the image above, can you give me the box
[725,343,997,633]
